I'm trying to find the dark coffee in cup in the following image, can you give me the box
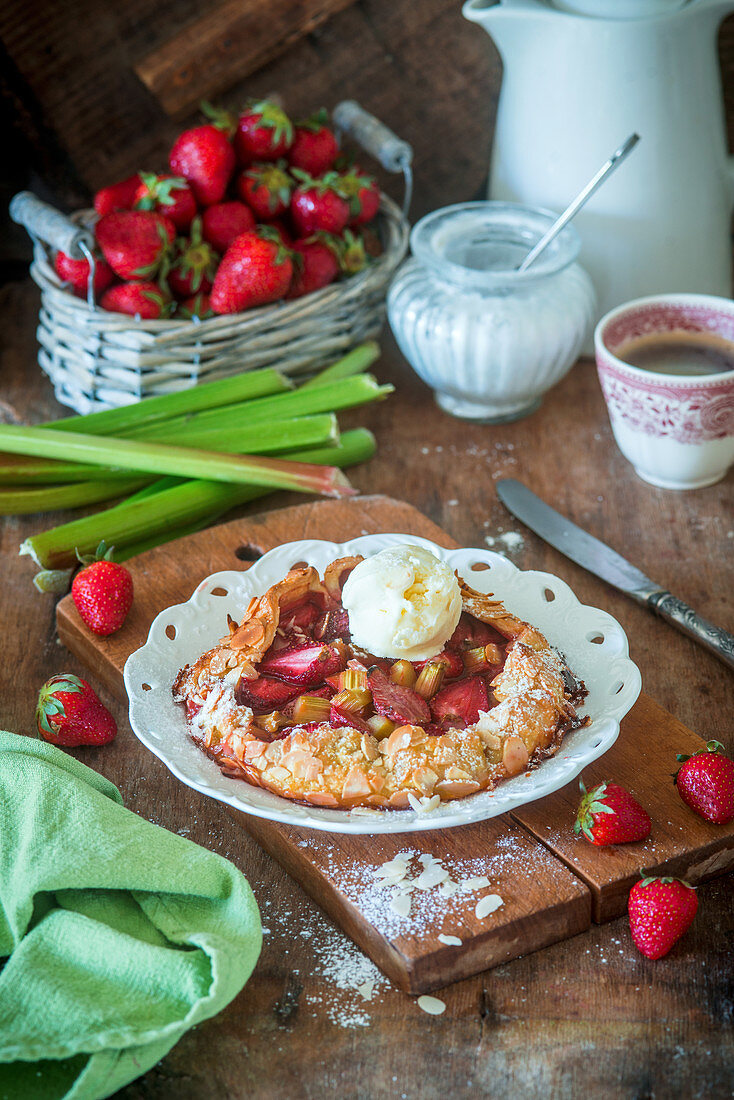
[615,331,734,376]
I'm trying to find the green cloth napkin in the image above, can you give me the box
[0,730,261,1100]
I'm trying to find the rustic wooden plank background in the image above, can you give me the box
[0,276,732,1096]
[1,1,734,1094]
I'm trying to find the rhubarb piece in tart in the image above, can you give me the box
[172,545,587,811]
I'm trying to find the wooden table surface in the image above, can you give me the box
[1,278,732,1099]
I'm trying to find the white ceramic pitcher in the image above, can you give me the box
[463,0,734,321]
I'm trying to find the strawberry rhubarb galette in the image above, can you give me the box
[173,545,587,811]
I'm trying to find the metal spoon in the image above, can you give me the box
[517,133,640,273]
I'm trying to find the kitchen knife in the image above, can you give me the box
[496,478,734,671]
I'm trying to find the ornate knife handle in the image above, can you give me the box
[648,591,734,671]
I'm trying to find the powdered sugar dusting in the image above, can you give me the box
[298,832,566,939]
[257,893,389,1029]
[484,530,525,554]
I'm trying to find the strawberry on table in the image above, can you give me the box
[133,172,198,231]
[201,201,256,254]
[235,100,294,164]
[288,109,339,177]
[237,161,293,220]
[95,210,175,281]
[36,674,117,747]
[167,217,219,298]
[100,281,172,319]
[169,105,236,206]
[675,740,734,824]
[628,876,698,960]
[71,541,134,635]
[290,171,350,236]
[54,250,115,298]
[210,229,294,314]
[287,234,340,299]
[94,173,142,217]
[574,778,651,845]
[338,168,380,226]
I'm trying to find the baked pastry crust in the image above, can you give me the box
[173,559,586,810]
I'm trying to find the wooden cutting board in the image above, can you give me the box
[56,496,734,993]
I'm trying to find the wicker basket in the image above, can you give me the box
[12,102,412,413]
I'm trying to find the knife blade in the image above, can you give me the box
[496,478,734,671]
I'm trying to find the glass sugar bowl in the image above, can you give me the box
[387,202,596,422]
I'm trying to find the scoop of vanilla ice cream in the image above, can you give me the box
[341,544,463,661]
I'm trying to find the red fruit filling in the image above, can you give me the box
[447,613,506,652]
[367,666,430,726]
[235,675,300,713]
[279,596,326,635]
[329,704,371,735]
[314,608,350,642]
[414,649,464,679]
[259,642,345,687]
[282,684,333,718]
[430,675,489,727]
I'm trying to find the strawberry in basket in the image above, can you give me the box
[235,100,294,164]
[95,211,175,281]
[339,168,381,226]
[201,201,256,254]
[54,251,115,298]
[167,218,219,299]
[179,291,214,320]
[290,171,351,237]
[210,228,293,314]
[94,173,142,216]
[100,281,173,319]
[287,234,340,299]
[133,173,198,231]
[169,104,236,206]
[287,110,339,177]
[236,161,293,221]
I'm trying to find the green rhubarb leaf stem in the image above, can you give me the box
[0,413,339,485]
[302,342,380,388]
[0,424,354,498]
[21,429,375,570]
[0,477,149,516]
[44,367,291,437]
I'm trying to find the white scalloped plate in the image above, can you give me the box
[124,535,642,834]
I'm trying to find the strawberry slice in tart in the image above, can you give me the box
[173,546,587,811]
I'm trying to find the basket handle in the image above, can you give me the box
[9,191,95,259]
[332,101,413,217]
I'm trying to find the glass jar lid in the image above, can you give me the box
[410,201,582,291]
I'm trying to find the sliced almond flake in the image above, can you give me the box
[357,980,375,1001]
[438,934,463,947]
[407,792,441,813]
[417,995,446,1015]
[438,881,460,898]
[475,894,504,920]
[390,892,412,918]
[351,806,382,816]
[460,876,491,893]
[418,853,437,866]
[414,866,450,890]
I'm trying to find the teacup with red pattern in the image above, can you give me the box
[595,294,734,490]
